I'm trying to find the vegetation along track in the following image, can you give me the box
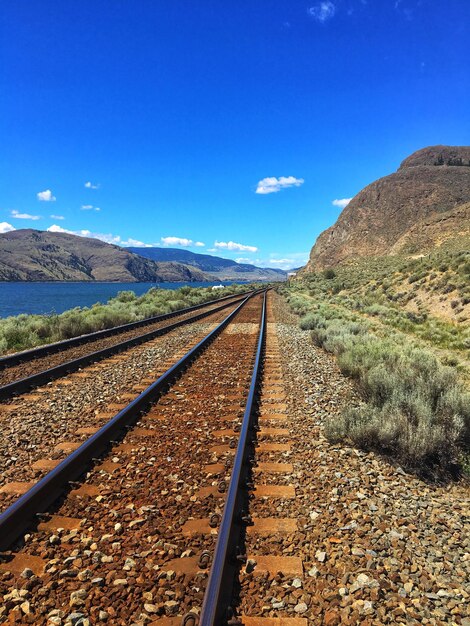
[0,290,286,624]
[0,290,257,399]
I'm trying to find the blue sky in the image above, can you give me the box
[1,1,468,270]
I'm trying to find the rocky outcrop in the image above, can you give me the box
[390,202,470,255]
[304,146,470,271]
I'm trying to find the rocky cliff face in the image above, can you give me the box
[304,146,470,272]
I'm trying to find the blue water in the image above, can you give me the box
[0,281,239,318]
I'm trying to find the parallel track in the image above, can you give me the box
[0,290,258,400]
[198,292,266,625]
[0,289,303,626]
[0,289,254,370]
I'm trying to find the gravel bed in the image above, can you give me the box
[238,292,470,625]
[0,296,264,625]
[0,305,235,498]
[0,295,244,387]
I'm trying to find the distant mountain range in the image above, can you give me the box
[128,247,287,281]
[0,230,207,282]
[0,229,287,282]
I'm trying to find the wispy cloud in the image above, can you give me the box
[80,205,101,211]
[0,222,15,234]
[394,0,414,20]
[256,176,304,195]
[332,198,352,209]
[121,238,154,247]
[50,214,65,220]
[235,253,309,271]
[262,252,309,271]
[160,236,205,248]
[47,224,157,247]
[47,224,121,245]
[214,240,258,253]
[268,258,295,265]
[37,189,56,202]
[308,1,336,22]
[11,210,41,220]
[47,225,73,235]
[84,181,100,189]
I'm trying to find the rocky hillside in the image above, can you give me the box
[129,247,287,281]
[0,230,207,282]
[390,202,470,255]
[305,145,470,271]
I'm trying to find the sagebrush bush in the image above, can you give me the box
[298,306,470,476]
[0,283,255,354]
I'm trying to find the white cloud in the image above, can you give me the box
[46,225,166,248]
[308,1,336,22]
[207,248,217,252]
[233,254,309,271]
[268,258,295,265]
[37,189,56,202]
[84,181,100,189]
[0,222,15,234]
[161,236,204,248]
[332,198,352,209]
[255,176,304,195]
[47,224,72,234]
[80,205,101,211]
[50,214,65,220]
[11,210,41,220]
[88,232,120,244]
[214,240,258,253]
[121,238,153,247]
[47,224,121,245]
[259,252,309,271]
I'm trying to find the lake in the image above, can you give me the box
[0,281,239,318]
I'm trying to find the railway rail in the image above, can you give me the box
[0,289,305,625]
[0,289,254,371]
[0,289,258,400]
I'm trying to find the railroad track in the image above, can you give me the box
[0,295,255,497]
[0,290,306,625]
[0,290,258,400]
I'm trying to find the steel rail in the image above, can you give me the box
[0,291,264,552]
[198,290,267,626]
[0,291,261,401]
[0,288,256,370]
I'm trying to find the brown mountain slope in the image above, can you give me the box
[0,229,208,282]
[390,201,470,255]
[304,145,470,271]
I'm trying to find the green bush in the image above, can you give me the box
[298,305,470,476]
[0,283,255,354]
[321,325,470,474]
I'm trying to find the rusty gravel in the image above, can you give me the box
[0,304,241,499]
[0,295,264,625]
[0,294,245,388]
[237,292,470,625]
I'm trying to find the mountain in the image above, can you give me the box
[390,201,470,255]
[0,230,207,282]
[304,145,470,272]
[128,247,287,281]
